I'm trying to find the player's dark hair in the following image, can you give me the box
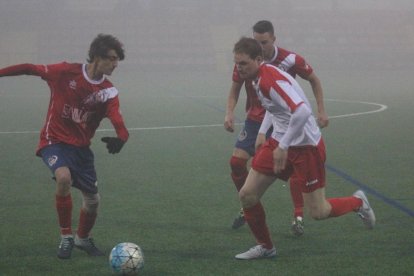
[88,34,125,63]
[233,37,263,60]
[253,20,274,36]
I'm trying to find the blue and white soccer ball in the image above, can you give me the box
[109,242,144,275]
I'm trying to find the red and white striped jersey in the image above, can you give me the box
[255,63,321,147]
[232,45,313,122]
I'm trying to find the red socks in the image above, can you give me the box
[328,196,362,217]
[77,209,97,239]
[56,194,97,238]
[230,156,248,191]
[243,202,273,249]
[55,194,73,236]
[289,180,304,218]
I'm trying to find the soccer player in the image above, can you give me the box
[232,37,375,260]
[224,20,328,235]
[0,34,129,259]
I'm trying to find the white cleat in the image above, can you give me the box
[353,190,376,229]
[235,245,276,260]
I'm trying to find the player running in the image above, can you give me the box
[225,20,328,235]
[232,37,375,260]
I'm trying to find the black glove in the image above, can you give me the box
[101,137,125,154]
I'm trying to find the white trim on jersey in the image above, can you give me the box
[82,64,105,85]
[278,54,296,72]
[266,46,278,64]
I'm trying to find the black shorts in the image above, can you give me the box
[40,143,98,194]
[235,118,272,156]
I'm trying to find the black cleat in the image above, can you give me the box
[232,210,246,229]
[57,236,74,259]
[74,236,105,256]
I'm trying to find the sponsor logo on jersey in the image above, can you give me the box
[82,87,118,105]
[62,104,94,125]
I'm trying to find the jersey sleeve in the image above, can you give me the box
[259,65,303,112]
[293,54,313,79]
[0,62,68,81]
[271,80,304,112]
[106,96,129,142]
[232,64,244,83]
[259,110,273,134]
[0,63,47,77]
[278,103,311,150]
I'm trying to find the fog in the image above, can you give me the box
[1,0,413,74]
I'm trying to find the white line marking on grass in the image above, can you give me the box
[98,123,238,132]
[326,99,388,119]
[0,130,40,134]
[0,99,387,134]
[0,123,242,134]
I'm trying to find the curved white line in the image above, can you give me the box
[0,99,388,134]
[325,99,388,119]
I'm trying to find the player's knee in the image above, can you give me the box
[230,156,248,176]
[82,192,100,214]
[55,168,72,186]
[54,168,72,195]
[56,175,71,187]
[239,189,258,208]
[310,212,324,220]
[309,207,329,220]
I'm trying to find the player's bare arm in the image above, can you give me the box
[305,72,329,128]
[224,81,243,132]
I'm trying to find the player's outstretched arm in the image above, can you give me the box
[0,63,44,77]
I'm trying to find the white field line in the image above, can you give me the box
[0,99,387,134]
[325,99,388,119]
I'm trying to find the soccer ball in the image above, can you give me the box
[109,242,144,275]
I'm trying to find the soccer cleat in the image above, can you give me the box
[235,245,276,260]
[353,190,376,229]
[291,216,305,236]
[232,210,246,229]
[74,235,105,256]
[57,236,74,259]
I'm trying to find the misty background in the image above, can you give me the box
[1,0,413,74]
[1,0,413,133]
[1,3,414,275]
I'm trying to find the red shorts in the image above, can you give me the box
[252,138,326,193]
